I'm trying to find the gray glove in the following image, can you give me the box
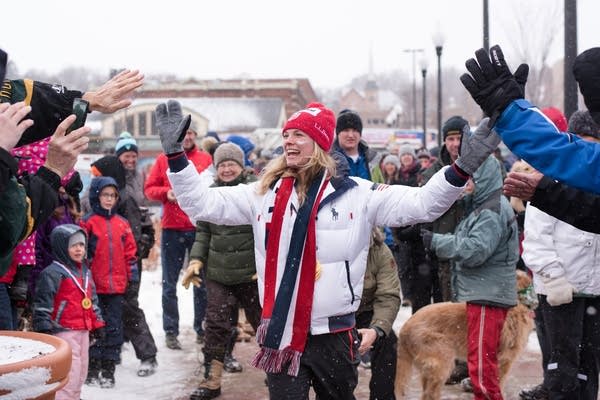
[155,100,191,155]
[455,117,501,176]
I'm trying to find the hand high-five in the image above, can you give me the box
[460,45,529,127]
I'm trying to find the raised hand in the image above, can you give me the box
[82,69,144,114]
[44,115,91,178]
[155,100,191,155]
[455,117,501,176]
[460,45,529,127]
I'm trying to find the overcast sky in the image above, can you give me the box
[2,0,599,89]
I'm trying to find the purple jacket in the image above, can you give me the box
[30,198,77,297]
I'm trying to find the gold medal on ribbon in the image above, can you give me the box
[81,297,92,310]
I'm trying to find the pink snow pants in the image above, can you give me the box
[55,329,89,400]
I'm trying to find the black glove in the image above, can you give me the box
[63,171,83,197]
[460,45,529,127]
[420,229,433,250]
[91,327,106,342]
[395,224,422,241]
[155,100,191,155]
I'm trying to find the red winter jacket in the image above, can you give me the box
[80,176,137,294]
[32,224,104,333]
[144,146,212,230]
[33,261,104,332]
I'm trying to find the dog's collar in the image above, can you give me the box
[518,285,538,310]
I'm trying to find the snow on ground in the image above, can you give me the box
[81,266,201,399]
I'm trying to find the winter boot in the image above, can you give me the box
[519,383,549,400]
[446,359,469,384]
[137,356,158,377]
[189,359,224,400]
[223,328,242,373]
[85,358,101,386]
[99,359,116,388]
[166,333,182,350]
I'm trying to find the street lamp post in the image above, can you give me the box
[420,57,428,148]
[404,48,424,129]
[433,29,445,148]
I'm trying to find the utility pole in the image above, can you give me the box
[404,48,424,129]
[564,0,578,119]
[483,0,489,53]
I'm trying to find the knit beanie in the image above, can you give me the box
[416,148,431,159]
[283,102,336,151]
[541,107,568,132]
[201,136,219,154]
[398,144,416,158]
[213,142,245,168]
[68,231,86,248]
[442,116,469,140]
[335,109,363,135]
[382,154,401,169]
[568,110,600,139]
[573,48,600,124]
[115,131,138,157]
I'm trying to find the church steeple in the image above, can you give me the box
[365,43,378,108]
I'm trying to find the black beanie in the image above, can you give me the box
[573,48,600,125]
[335,109,363,135]
[442,116,469,140]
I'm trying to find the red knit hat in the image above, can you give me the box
[541,107,568,132]
[282,102,335,151]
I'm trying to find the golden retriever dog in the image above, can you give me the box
[394,270,535,400]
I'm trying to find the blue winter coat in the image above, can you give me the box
[496,99,600,194]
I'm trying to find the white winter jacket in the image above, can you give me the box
[523,204,600,296]
[169,163,464,334]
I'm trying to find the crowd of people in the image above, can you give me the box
[2,41,600,400]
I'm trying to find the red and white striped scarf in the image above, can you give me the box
[252,173,328,376]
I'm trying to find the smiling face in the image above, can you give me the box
[183,130,197,151]
[282,129,315,169]
[217,160,244,182]
[384,162,397,176]
[400,153,415,167]
[118,150,138,170]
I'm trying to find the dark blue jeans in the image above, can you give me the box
[0,283,17,330]
[161,228,206,337]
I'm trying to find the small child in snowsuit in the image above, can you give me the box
[33,223,104,400]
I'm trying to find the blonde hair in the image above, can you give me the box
[257,145,337,204]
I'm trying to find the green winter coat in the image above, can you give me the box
[189,173,257,285]
[430,156,519,307]
[356,232,401,335]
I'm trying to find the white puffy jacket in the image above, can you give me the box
[523,204,600,296]
[169,163,464,334]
